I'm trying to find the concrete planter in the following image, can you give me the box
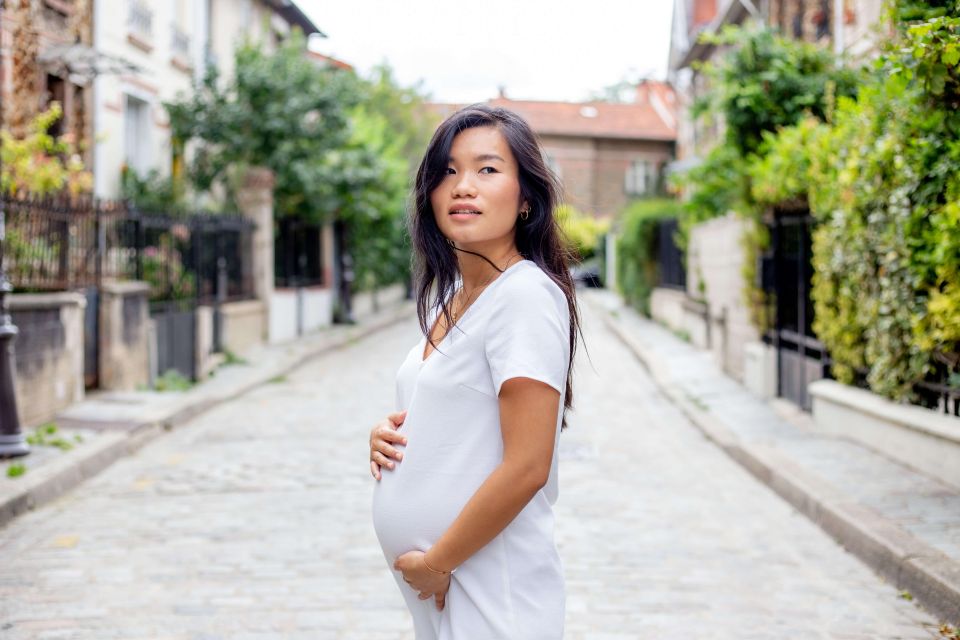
[681,296,709,349]
[809,379,960,490]
[650,286,686,331]
[220,299,266,356]
[743,340,777,400]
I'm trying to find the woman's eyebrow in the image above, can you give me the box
[447,153,506,163]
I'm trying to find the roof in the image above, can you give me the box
[264,0,325,37]
[306,50,354,71]
[428,90,677,142]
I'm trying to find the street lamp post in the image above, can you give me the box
[0,1,29,458]
[0,252,27,458]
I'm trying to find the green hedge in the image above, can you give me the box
[749,7,960,403]
[615,198,683,316]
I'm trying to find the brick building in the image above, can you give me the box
[430,82,677,220]
[0,0,95,155]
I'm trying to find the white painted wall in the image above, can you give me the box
[686,212,760,381]
[93,0,203,197]
[93,0,305,198]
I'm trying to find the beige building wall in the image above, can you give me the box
[92,0,202,197]
[93,0,312,199]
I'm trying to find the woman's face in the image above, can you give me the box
[430,126,527,252]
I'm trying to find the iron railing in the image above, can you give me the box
[0,195,255,304]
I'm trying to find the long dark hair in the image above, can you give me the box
[410,104,582,430]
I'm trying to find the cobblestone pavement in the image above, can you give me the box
[0,298,940,639]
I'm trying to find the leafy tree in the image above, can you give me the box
[692,24,859,157]
[166,38,434,293]
[165,32,360,223]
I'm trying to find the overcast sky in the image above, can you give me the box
[300,0,674,104]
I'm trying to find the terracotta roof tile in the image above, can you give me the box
[428,91,676,142]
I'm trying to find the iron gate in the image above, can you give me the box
[765,209,829,411]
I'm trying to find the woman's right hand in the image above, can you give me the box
[369,410,408,480]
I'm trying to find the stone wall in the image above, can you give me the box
[9,292,85,427]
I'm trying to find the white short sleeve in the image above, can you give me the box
[484,271,570,397]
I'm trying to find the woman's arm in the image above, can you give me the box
[394,377,560,606]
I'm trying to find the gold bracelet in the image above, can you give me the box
[423,553,453,575]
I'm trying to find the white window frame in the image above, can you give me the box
[124,93,153,176]
[625,159,656,196]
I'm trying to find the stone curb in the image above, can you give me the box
[0,301,415,530]
[593,297,960,625]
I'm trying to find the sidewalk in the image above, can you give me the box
[0,299,415,530]
[584,288,960,626]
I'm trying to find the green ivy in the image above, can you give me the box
[692,24,858,157]
[674,24,856,336]
[671,144,748,251]
[615,198,683,316]
[747,3,960,402]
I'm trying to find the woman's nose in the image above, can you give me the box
[452,172,477,198]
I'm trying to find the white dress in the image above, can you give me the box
[372,259,570,640]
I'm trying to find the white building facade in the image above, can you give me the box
[92,0,321,198]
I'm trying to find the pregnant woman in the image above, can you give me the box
[369,104,581,639]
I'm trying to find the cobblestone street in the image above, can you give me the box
[0,299,940,639]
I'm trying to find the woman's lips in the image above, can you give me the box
[449,208,482,220]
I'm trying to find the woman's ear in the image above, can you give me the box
[520,199,530,212]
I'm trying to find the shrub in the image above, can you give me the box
[615,198,683,316]
[555,204,609,262]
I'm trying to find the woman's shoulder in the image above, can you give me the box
[492,260,567,311]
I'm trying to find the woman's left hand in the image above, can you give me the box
[393,550,451,611]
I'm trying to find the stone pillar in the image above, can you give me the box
[236,168,274,342]
[235,167,275,308]
[99,281,150,391]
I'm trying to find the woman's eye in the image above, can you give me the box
[444,167,456,175]
[479,166,498,174]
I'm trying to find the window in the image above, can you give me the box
[625,159,656,196]
[45,75,66,139]
[124,95,152,176]
[128,0,153,36]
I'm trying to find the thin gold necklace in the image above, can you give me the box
[452,253,522,323]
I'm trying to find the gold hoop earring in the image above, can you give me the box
[519,208,530,221]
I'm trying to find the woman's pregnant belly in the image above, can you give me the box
[372,455,492,559]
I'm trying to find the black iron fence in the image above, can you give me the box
[1,194,255,303]
[763,209,959,417]
[656,218,686,290]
